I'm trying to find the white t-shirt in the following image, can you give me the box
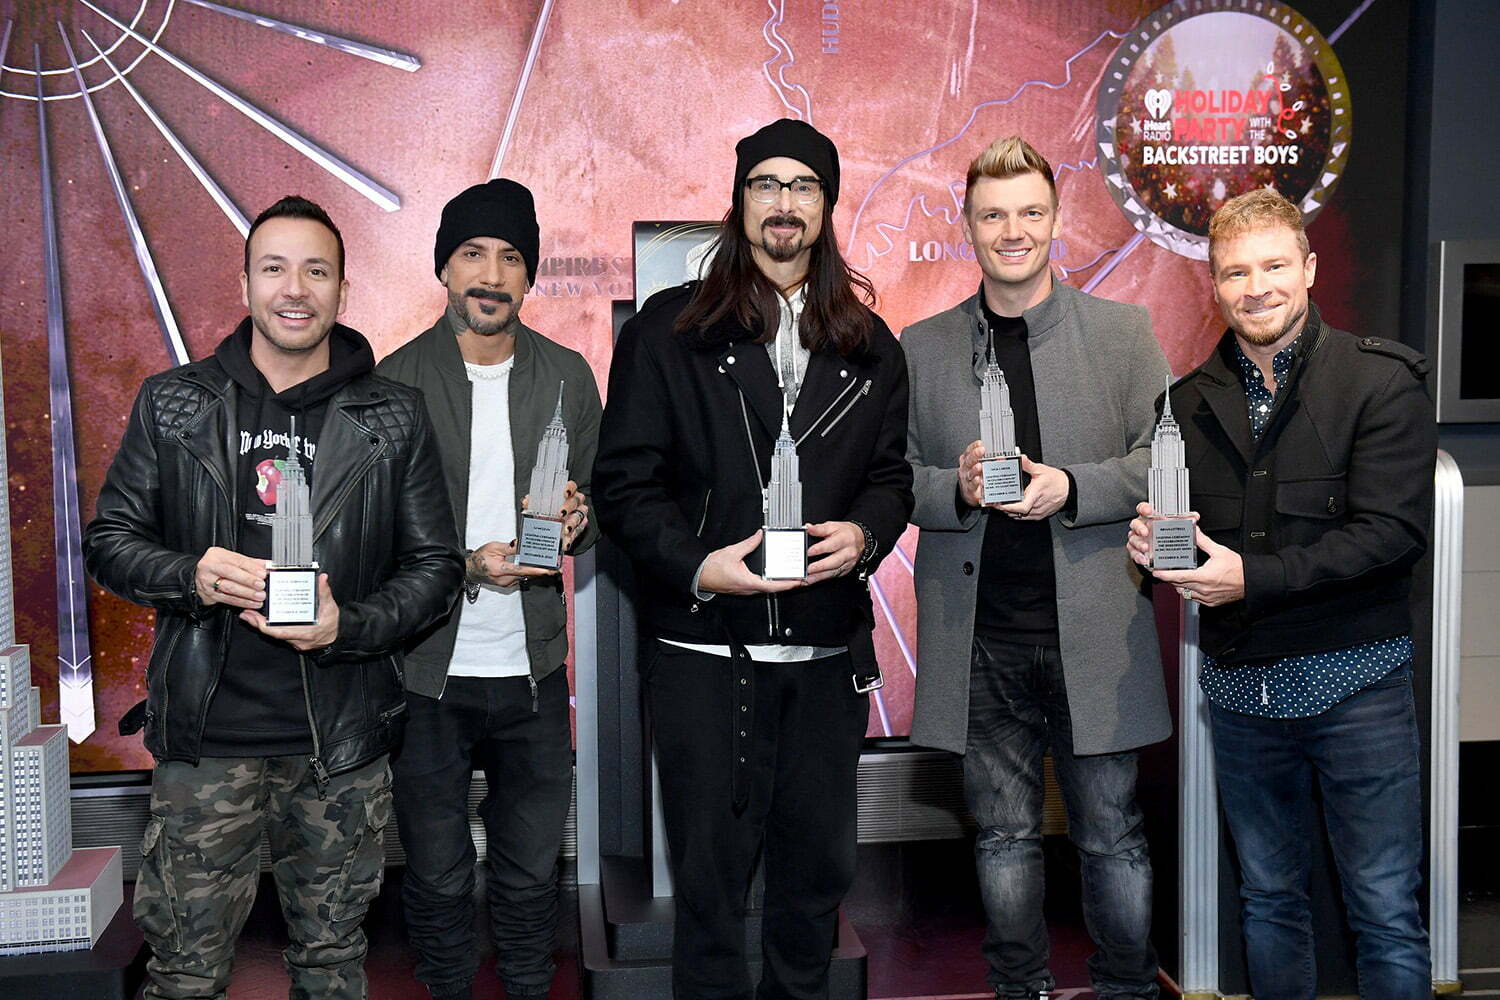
[448,358,530,678]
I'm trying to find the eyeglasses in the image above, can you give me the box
[745,176,823,204]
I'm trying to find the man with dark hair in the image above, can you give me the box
[1128,188,1434,998]
[377,178,600,1000]
[903,136,1170,1000]
[594,118,913,999]
[84,195,464,999]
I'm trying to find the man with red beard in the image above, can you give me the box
[84,195,463,999]
[378,178,600,1000]
[1128,189,1435,999]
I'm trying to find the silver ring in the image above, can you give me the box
[1182,589,1195,602]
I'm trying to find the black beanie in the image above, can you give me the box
[433,178,540,284]
[734,119,840,207]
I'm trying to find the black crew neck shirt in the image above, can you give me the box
[974,296,1059,646]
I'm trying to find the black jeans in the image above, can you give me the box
[647,643,869,1000]
[963,635,1159,998]
[390,671,573,997]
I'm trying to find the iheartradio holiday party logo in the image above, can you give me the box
[1095,2,1352,260]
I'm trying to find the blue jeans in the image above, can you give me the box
[1210,662,1430,1000]
[962,636,1159,998]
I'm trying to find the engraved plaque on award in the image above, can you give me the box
[265,417,319,625]
[517,383,570,570]
[978,351,1023,504]
[1148,379,1196,571]
[760,411,808,580]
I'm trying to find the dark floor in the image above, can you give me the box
[146,842,1500,998]
[198,837,1103,999]
[1460,896,1500,996]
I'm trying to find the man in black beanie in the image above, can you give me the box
[379,178,602,1000]
[596,120,912,998]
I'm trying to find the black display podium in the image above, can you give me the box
[0,884,146,1000]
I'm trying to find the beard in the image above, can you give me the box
[450,286,517,336]
[1236,301,1307,346]
[760,214,807,262]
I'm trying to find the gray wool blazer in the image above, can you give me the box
[902,282,1172,756]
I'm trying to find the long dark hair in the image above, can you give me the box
[674,192,877,358]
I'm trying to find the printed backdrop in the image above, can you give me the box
[0,0,1408,770]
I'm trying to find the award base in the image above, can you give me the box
[264,563,319,626]
[759,527,808,581]
[1150,517,1197,571]
[981,455,1023,505]
[517,512,565,570]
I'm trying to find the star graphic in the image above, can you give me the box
[1300,117,1312,135]
[1164,182,1178,199]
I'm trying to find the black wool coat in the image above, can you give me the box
[1166,303,1437,664]
[594,282,914,660]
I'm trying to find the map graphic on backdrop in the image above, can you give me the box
[0,0,1394,769]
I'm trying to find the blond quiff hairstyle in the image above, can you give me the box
[1208,189,1309,270]
[965,136,1057,204]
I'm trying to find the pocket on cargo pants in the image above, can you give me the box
[134,815,183,954]
[330,776,393,922]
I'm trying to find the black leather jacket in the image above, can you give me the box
[84,351,464,778]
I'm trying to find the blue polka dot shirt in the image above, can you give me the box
[1198,339,1412,718]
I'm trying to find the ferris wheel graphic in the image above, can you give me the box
[0,0,420,744]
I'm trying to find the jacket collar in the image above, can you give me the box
[715,334,861,441]
[1192,302,1328,462]
[959,275,1073,380]
[418,309,542,383]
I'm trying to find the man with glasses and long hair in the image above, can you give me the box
[595,119,913,1000]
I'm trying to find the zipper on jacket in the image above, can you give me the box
[796,375,862,447]
[154,622,186,757]
[190,610,235,761]
[818,379,873,439]
[697,490,714,536]
[766,594,778,639]
[528,675,539,714]
[299,654,329,799]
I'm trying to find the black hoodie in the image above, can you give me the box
[199,319,375,758]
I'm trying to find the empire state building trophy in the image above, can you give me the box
[517,383,570,570]
[979,350,1024,503]
[761,411,808,580]
[1148,381,1196,571]
[265,416,319,625]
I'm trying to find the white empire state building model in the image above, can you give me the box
[517,383,571,570]
[1148,380,1196,571]
[264,417,319,626]
[0,345,122,955]
[978,350,1023,504]
[761,409,808,581]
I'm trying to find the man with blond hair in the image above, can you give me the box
[1128,188,1434,998]
[904,136,1169,999]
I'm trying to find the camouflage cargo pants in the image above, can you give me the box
[134,755,393,999]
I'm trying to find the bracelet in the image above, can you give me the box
[849,520,878,565]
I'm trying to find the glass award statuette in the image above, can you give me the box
[517,383,570,570]
[265,417,319,625]
[1148,381,1196,571]
[978,351,1023,504]
[761,410,808,580]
